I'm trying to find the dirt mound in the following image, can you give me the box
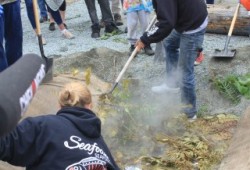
[53,47,129,83]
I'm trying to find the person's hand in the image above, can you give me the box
[0,5,3,16]
[135,39,145,52]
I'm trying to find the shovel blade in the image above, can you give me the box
[42,57,54,83]
[212,49,236,58]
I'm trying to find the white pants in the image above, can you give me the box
[126,10,149,45]
[111,0,121,14]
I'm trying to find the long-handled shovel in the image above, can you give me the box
[100,15,157,97]
[212,3,240,58]
[33,0,53,82]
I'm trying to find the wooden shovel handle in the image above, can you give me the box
[114,15,157,83]
[32,0,41,35]
[228,3,240,36]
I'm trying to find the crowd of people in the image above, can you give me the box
[1,0,240,169]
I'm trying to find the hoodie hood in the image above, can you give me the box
[56,107,101,138]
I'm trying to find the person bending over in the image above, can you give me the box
[136,0,208,121]
[0,82,120,170]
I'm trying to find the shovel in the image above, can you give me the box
[212,3,240,58]
[100,15,157,97]
[33,0,53,82]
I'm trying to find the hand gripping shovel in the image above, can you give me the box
[33,0,53,82]
[100,15,157,98]
[212,3,240,58]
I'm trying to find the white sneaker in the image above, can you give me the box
[188,115,197,122]
[151,83,180,93]
[61,29,75,39]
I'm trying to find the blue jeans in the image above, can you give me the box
[206,0,214,4]
[38,0,47,18]
[163,29,206,118]
[0,0,23,72]
[25,0,62,29]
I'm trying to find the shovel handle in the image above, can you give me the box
[228,3,240,36]
[33,0,41,35]
[114,47,139,83]
[110,15,157,93]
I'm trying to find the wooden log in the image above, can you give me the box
[207,4,250,36]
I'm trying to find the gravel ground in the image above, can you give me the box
[21,0,250,115]
[21,0,250,57]
[21,0,129,57]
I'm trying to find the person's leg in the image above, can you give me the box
[178,28,206,118]
[84,0,99,25]
[59,0,66,23]
[127,11,138,54]
[24,0,46,44]
[48,12,56,31]
[46,7,63,27]
[164,30,181,88]
[151,30,180,93]
[47,6,74,39]
[84,0,101,38]
[111,0,120,14]
[38,0,48,22]
[24,0,36,29]
[206,0,214,4]
[138,10,154,55]
[98,0,121,33]
[97,0,113,24]
[3,0,23,66]
[0,12,7,72]
[111,0,123,26]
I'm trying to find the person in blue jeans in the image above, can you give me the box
[135,0,208,121]
[38,0,48,23]
[0,1,23,72]
[206,0,214,4]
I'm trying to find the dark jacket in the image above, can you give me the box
[140,0,208,45]
[0,107,120,170]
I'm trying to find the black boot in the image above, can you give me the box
[114,13,123,26]
[105,22,123,34]
[144,45,155,56]
[130,44,135,52]
[129,44,137,57]
[91,24,100,38]
[124,27,128,33]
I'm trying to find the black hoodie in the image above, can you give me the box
[0,107,120,170]
[140,0,208,45]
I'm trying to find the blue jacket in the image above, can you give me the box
[0,107,120,170]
